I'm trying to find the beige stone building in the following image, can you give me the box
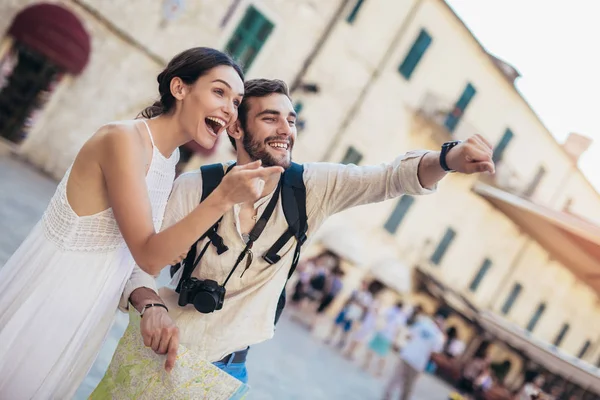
[1,0,599,397]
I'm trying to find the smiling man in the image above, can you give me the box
[115,78,495,386]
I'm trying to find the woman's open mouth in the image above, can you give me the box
[205,116,226,136]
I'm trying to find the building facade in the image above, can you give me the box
[1,0,599,396]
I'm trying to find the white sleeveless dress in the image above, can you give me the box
[0,121,179,399]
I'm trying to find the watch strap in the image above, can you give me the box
[140,303,169,317]
[440,141,461,172]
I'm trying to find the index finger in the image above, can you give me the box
[165,334,179,372]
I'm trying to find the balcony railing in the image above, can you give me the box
[411,93,547,201]
[411,92,479,145]
[479,160,522,191]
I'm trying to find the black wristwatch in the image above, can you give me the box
[440,140,462,172]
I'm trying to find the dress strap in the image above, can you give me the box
[140,119,156,148]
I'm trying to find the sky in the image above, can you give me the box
[445,0,600,190]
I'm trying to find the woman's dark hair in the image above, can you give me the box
[139,47,243,119]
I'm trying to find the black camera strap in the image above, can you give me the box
[222,178,283,287]
[178,177,283,290]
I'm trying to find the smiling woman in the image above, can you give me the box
[0,47,285,400]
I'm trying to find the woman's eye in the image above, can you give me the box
[214,89,224,96]
[233,100,240,108]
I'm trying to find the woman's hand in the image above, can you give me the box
[213,160,283,206]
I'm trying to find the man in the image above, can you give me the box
[120,78,494,383]
[383,308,447,400]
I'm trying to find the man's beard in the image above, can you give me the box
[242,129,293,169]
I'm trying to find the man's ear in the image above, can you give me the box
[228,120,243,141]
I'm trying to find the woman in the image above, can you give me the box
[458,346,489,395]
[364,301,408,377]
[0,47,282,399]
[342,280,384,358]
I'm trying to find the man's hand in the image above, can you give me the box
[446,134,495,174]
[140,306,179,372]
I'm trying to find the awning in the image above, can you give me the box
[416,267,600,394]
[369,259,412,294]
[8,3,90,74]
[415,268,479,321]
[474,183,600,294]
[479,311,600,395]
[315,219,369,266]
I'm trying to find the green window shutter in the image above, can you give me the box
[384,196,415,234]
[226,6,274,71]
[430,228,456,265]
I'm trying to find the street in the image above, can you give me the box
[0,155,453,399]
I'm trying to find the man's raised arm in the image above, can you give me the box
[305,135,494,217]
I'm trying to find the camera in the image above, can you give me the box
[177,277,226,313]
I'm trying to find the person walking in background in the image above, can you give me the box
[343,280,384,358]
[363,301,409,377]
[382,309,446,400]
[290,251,339,325]
[443,326,465,359]
[311,265,345,328]
[458,346,489,396]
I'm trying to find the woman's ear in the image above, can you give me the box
[170,77,187,101]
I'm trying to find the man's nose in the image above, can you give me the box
[277,121,293,135]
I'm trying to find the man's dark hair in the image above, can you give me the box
[228,78,291,149]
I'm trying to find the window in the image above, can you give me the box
[398,29,432,80]
[430,228,456,265]
[493,129,514,163]
[469,258,492,292]
[340,146,363,165]
[523,166,546,198]
[225,6,274,71]
[346,0,366,23]
[526,303,546,332]
[501,283,522,315]
[578,340,591,359]
[384,195,415,234]
[553,323,570,347]
[444,83,476,133]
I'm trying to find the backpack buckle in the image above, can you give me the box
[263,253,281,265]
[207,230,229,255]
[298,232,307,245]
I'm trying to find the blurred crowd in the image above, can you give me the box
[287,250,576,400]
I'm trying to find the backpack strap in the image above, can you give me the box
[170,163,229,281]
[200,163,231,255]
[272,162,308,324]
[264,162,307,266]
